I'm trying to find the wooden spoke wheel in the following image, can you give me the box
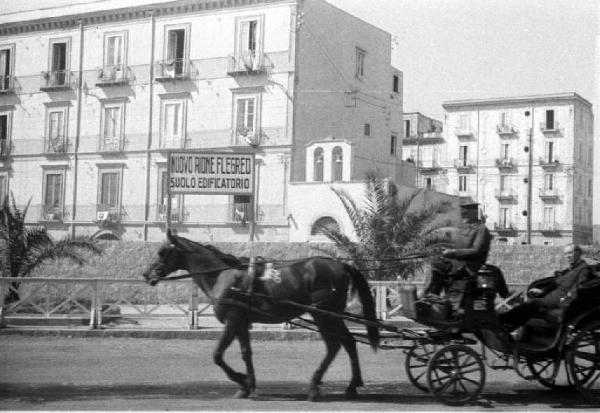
[566,321,600,405]
[426,344,485,406]
[405,343,438,392]
[526,358,574,391]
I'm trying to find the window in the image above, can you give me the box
[103,32,126,80]
[404,120,411,138]
[233,195,251,224]
[458,175,467,192]
[0,173,7,200]
[234,93,261,144]
[501,143,509,159]
[545,141,554,162]
[48,39,70,87]
[313,147,324,182]
[355,47,366,79]
[459,145,468,165]
[0,44,15,91]
[459,114,469,130]
[543,207,555,226]
[332,146,343,182]
[161,99,185,148]
[390,134,397,156]
[500,175,508,191]
[499,208,509,228]
[97,167,122,220]
[236,17,262,70]
[544,174,554,191]
[100,102,124,151]
[46,106,68,153]
[545,110,554,129]
[0,112,9,157]
[425,177,432,189]
[42,169,65,220]
[499,111,508,126]
[393,75,399,93]
[165,27,187,76]
[157,168,183,222]
[364,123,371,137]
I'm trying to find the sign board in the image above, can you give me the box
[168,152,255,195]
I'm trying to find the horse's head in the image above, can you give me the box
[143,230,188,286]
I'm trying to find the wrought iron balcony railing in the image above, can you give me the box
[96,204,122,224]
[45,136,69,154]
[537,221,561,232]
[41,205,63,222]
[226,51,270,75]
[539,121,561,134]
[96,64,131,86]
[494,222,517,232]
[454,127,474,139]
[40,70,75,91]
[496,123,518,136]
[494,188,517,200]
[539,157,560,169]
[538,188,561,201]
[495,157,515,169]
[99,136,125,153]
[154,59,192,81]
[453,158,476,171]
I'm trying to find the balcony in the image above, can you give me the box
[454,127,475,140]
[402,131,444,145]
[40,70,75,91]
[0,140,10,160]
[96,205,122,226]
[494,222,517,234]
[41,205,63,222]
[154,59,192,81]
[44,136,69,155]
[0,75,15,94]
[416,160,442,173]
[496,123,518,137]
[495,157,516,170]
[226,52,270,76]
[99,136,125,154]
[537,221,561,234]
[537,189,561,203]
[95,64,131,86]
[453,158,475,173]
[539,157,560,170]
[494,188,517,202]
[539,121,562,135]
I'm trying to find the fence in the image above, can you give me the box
[0,277,528,329]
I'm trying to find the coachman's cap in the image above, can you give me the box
[459,202,479,210]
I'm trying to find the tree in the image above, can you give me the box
[0,194,103,303]
[316,172,452,281]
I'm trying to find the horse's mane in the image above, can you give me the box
[176,236,244,267]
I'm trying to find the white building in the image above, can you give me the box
[441,93,593,245]
[0,0,412,242]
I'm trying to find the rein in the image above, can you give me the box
[158,264,246,281]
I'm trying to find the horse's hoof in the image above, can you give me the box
[233,389,250,399]
[344,387,358,400]
[307,386,321,402]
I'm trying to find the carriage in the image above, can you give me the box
[143,231,600,406]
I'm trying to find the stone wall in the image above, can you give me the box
[31,242,568,285]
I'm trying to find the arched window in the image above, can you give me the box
[313,147,324,182]
[311,216,340,236]
[332,146,343,182]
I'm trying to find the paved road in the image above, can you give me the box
[0,336,588,411]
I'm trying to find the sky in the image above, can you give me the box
[0,0,597,120]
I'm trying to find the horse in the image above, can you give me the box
[142,230,380,401]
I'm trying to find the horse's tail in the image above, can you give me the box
[345,264,380,350]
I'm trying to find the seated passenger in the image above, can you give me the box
[499,244,593,330]
[424,202,491,310]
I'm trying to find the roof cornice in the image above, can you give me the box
[442,92,592,110]
[0,0,287,36]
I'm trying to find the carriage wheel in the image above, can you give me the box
[566,320,600,405]
[526,358,574,391]
[405,343,438,393]
[426,344,485,406]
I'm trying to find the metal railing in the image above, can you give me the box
[45,136,69,154]
[226,51,270,75]
[154,59,192,80]
[40,70,75,90]
[0,277,528,329]
[96,64,130,86]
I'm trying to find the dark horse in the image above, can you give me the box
[142,230,379,401]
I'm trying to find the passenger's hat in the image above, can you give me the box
[459,202,479,210]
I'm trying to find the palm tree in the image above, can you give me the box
[0,194,103,303]
[316,172,452,281]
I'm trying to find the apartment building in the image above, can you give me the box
[0,0,407,242]
[400,112,444,191]
[441,93,593,245]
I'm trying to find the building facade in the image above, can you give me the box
[0,0,409,242]
[441,93,594,245]
[400,112,444,191]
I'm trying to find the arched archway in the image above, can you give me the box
[313,147,324,182]
[332,146,343,182]
[311,216,340,236]
[92,229,120,241]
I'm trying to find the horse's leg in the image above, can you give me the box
[337,320,364,399]
[213,317,251,398]
[236,321,257,398]
[308,314,342,401]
